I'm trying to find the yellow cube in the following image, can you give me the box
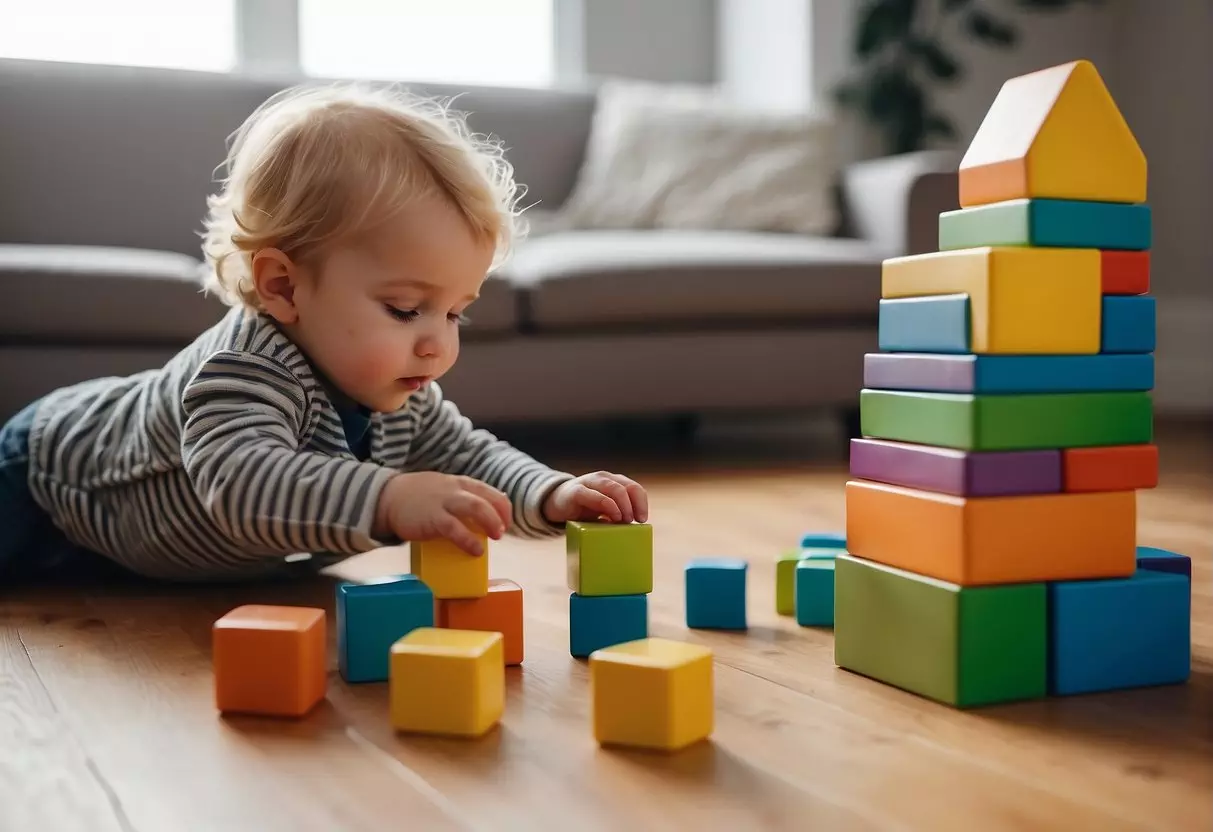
[589,638,714,751]
[389,628,504,737]
[410,533,489,599]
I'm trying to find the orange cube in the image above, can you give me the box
[435,579,524,665]
[1063,444,1158,492]
[212,605,327,717]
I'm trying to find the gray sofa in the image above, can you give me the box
[0,57,960,427]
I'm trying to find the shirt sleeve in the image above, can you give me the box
[180,350,398,556]
[403,381,574,538]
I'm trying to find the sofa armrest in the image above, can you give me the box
[841,150,960,258]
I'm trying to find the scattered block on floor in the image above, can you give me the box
[863,352,1154,395]
[939,198,1151,252]
[213,605,327,717]
[566,521,653,596]
[1101,295,1156,353]
[685,558,747,630]
[878,295,970,353]
[1048,569,1190,695]
[1135,546,1192,581]
[845,480,1136,585]
[1102,250,1150,295]
[776,550,801,615]
[795,559,835,627]
[437,578,524,666]
[834,555,1047,708]
[569,593,648,658]
[957,59,1145,207]
[589,638,714,751]
[850,438,1061,497]
[800,547,842,561]
[1062,444,1158,492]
[389,628,504,737]
[799,531,847,550]
[337,574,434,683]
[859,389,1153,451]
[881,246,1101,354]
[410,529,489,600]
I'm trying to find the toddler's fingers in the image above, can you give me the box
[438,512,487,556]
[577,484,624,522]
[588,475,634,523]
[458,476,513,529]
[616,476,649,523]
[451,491,507,541]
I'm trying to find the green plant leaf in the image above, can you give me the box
[924,112,958,140]
[832,80,867,108]
[965,9,1017,46]
[855,0,919,58]
[908,37,961,80]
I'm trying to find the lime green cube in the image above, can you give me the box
[567,522,653,596]
[776,550,801,615]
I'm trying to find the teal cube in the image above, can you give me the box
[1101,295,1155,353]
[796,560,835,627]
[336,574,434,683]
[569,593,647,657]
[566,521,653,596]
[685,558,747,630]
[799,531,847,549]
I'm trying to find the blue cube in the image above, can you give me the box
[336,574,434,683]
[1101,295,1155,353]
[800,531,847,550]
[1048,569,1189,696]
[795,559,835,627]
[569,593,647,658]
[1135,545,1191,581]
[685,558,748,630]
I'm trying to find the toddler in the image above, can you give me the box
[0,83,648,581]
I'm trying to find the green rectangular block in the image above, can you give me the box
[860,389,1152,450]
[776,550,800,615]
[567,521,653,596]
[834,554,1047,708]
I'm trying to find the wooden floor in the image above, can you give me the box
[2,417,1210,831]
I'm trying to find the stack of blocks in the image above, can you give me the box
[567,521,652,657]
[774,531,848,627]
[835,60,1191,708]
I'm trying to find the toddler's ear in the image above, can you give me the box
[252,248,300,323]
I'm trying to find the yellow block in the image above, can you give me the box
[589,638,713,751]
[959,59,1146,206]
[389,628,504,737]
[410,532,489,599]
[882,246,1100,354]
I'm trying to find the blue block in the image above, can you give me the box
[1136,545,1191,581]
[336,574,434,683]
[1048,569,1190,696]
[1102,296,1156,353]
[569,593,647,658]
[1029,199,1152,250]
[864,352,1154,394]
[800,531,847,549]
[795,560,835,627]
[685,558,747,629]
[878,295,970,353]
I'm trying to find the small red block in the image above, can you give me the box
[1063,444,1159,492]
[1101,251,1149,295]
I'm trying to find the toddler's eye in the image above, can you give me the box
[385,304,419,323]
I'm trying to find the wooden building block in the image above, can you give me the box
[834,555,1047,708]
[863,352,1154,395]
[410,531,489,600]
[958,60,1145,207]
[1136,546,1192,581]
[851,438,1061,497]
[685,558,747,630]
[337,575,434,683]
[1062,444,1158,492]
[389,628,504,737]
[881,247,1100,354]
[213,605,326,717]
[799,531,847,550]
[1048,570,1189,695]
[567,521,653,596]
[1102,250,1150,295]
[795,560,835,627]
[569,593,648,658]
[845,480,1136,586]
[775,549,800,615]
[800,547,842,561]
[939,198,1150,251]
[1101,295,1156,353]
[437,578,525,666]
[589,638,714,751]
[860,389,1153,451]
[878,295,970,353]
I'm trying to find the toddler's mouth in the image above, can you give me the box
[398,376,430,390]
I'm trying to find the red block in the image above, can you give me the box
[1101,251,1149,295]
[1063,444,1159,492]
[436,579,524,666]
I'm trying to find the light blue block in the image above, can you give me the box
[569,593,647,658]
[685,558,747,630]
[878,295,970,353]
[795,559,835,627]
[1029,199,1152,250]
[1102,296,1156,353]
[1048,569,1189,696]
[336,574,434,683]
[799,531,847,549]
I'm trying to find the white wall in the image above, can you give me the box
[578,0,716,84]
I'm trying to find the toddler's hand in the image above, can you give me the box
[542,471,649,526]
[374,472,512,556]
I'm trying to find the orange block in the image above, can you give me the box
[1101,250,1150,295]
[213,605,327,717]
[1063,444,1158,492]
[435,579,524,666]
[845,480,1135,586]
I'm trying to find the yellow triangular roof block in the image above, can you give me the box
[959,60,1146,207]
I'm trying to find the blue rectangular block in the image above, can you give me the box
[878,294,969,353]
[1029,199,1152,250]
[685,558,748,629]
[864,352,1154,394]
[337,574,434,683]
[1048,569,1189,696]
[569,593,647,658]
[1102,296,1156,353]
[795,559,835,627]
[1136,546,1192,581]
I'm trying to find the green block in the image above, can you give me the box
[566,521,653,596]
[795,559,835,627]
[860,389,1152,450]
[939,198,1151,251]
[834,554,1047,708]
[776,549,800,615]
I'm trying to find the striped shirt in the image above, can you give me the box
[26,305,572,581]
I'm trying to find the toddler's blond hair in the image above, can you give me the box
[201,82,524,308]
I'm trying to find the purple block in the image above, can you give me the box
[865,353,975,392]
[1136,546,1192,580]
[849,438,1062,497]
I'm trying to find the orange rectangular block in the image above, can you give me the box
[1063,444,1158,492]
[435,579,524,665]
[213,605,327,717]
[1101,250,1149,295]
[845,480,1135,586]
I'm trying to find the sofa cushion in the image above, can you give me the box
[501,231,883,329]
